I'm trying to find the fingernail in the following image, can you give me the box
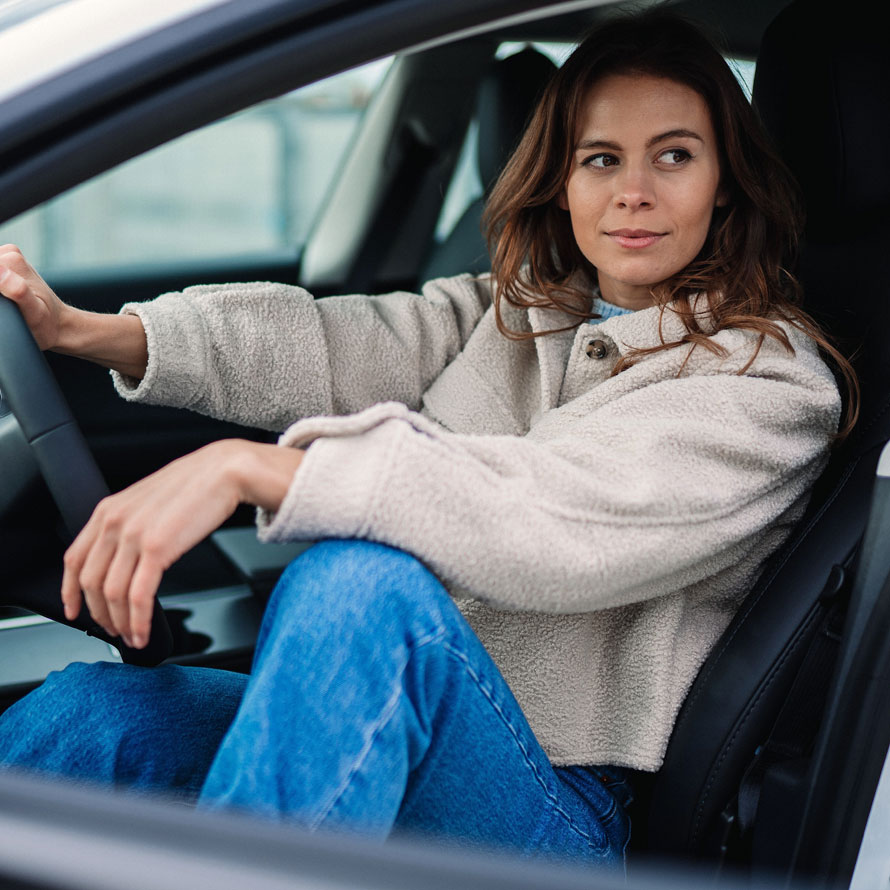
[132,635,145,649]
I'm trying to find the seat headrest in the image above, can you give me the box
[475,48,557,189]
[753,0,890,243]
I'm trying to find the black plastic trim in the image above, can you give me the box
[791,460,890,882]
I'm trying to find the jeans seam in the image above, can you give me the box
[597,799,619,827]
[310,628,447,829]
[441,641,608,854]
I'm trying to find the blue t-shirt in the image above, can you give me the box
[591,295,634,321]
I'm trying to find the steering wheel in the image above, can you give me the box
[0,297,173,667]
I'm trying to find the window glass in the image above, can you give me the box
[495,39,575,66]
[728,57,756,99]
[0,57,393,274]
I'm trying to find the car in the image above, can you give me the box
[0,0,888,887]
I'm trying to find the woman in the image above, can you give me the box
[0,10,854,867]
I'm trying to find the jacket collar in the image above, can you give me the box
[527,297,710,414]
[528,295,708,352]
[526,305,578,414]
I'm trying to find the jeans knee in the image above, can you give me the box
[263,539,456,642]
[27,661,117,716]
[0,662,125,764]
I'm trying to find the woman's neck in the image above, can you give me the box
[596,276,656,311]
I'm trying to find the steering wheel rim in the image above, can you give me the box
[0,296,173,667]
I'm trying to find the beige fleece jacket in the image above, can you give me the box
[112,274,840,771]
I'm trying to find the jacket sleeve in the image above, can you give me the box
[110,275,491,432]
[257,365,840,613]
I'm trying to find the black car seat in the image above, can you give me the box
[420,48,556,281]
[643,0,890,878]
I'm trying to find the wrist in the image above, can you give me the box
[54,305,92,354]
[55,309,148,378]
[223,439,304,513]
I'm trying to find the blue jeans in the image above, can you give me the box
[0,540,631,865]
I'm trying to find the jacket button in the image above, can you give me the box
[585,339,608,359]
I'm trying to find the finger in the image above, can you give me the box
[0,245,26,275]
[62,528,101,627]
[71,513,118,636]
[102,539,141,643]
[61,556,84,622]
[80,580,115,639]
[0,267,28,301]
[80,550,122,639]
[128,557,164,649]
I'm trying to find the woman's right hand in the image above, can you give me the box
[0,244,148,378]
[0,244,71,351]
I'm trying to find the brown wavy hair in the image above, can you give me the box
[483,8,858,438]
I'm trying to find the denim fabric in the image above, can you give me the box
[0,540,631,866]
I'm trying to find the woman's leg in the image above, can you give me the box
[0,539,630,864]
[199,539,630,865]
[0,661,246,798]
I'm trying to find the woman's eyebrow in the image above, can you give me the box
[575,138,621,152]
[575,129,705,151]
[646,128,704,147]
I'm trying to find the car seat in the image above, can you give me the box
[643,0,890,879]
[420,47,556,281]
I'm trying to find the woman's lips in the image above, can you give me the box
[607,229,665,249]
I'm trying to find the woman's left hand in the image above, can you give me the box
[62,439,303,649]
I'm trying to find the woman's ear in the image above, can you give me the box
[715,183,729,208]
[557,188,569,211]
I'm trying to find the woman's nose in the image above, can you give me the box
[613,165,655,210]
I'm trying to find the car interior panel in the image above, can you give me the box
[2,0,889,886]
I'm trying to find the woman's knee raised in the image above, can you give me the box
[264,539,456,636]
[0,662,158,768]
[15,661,125,722]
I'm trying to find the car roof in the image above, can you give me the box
[0,0,784,108]
[0,0,235,104]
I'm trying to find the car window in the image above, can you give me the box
[0,57,393,275]
[730,57,756,99]
[434,45,756,245]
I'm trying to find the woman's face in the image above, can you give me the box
[560,73,726,310]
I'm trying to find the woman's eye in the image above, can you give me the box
[657,148,692,166]
[585,153,619,169]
